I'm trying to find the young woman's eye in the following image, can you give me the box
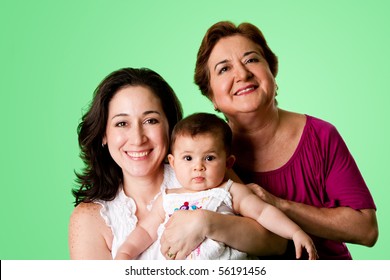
[115,121,127,127]
[205,155,215,161]
[183,156,192,161]
[144,118,159,125]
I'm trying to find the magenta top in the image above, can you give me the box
[235,115,376,260]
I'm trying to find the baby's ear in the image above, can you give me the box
[167,154,175,168]
[226,155,236,169]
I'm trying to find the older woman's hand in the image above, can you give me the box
[160,209,207,260]
[247,183,283,209]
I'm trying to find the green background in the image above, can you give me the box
[1,0,389,260]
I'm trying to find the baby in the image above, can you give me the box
[115,112,317,260]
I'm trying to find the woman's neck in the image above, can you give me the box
[228,108,306,172]
[228,106,281,148]
[122,165,165,205]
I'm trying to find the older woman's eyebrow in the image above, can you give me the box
[214,59,229,71]
[213,50,262,70]
[243,50,262,57]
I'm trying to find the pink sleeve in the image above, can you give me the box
[323,125,376,210]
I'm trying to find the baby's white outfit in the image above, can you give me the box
[154,179,248,260]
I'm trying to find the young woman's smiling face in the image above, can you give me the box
[104,86,169,179]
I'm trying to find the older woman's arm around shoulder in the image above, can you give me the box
[282,203,378,247]
[69,202,113,259]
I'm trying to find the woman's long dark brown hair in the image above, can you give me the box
[73,68,183,206]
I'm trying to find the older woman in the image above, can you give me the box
[69,67,286,259]
[192,21,378,259]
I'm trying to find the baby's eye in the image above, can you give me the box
[183,156,192,161]
[205,155,216,161]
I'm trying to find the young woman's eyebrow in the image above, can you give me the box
[143,110,161,116]
[111,110,161,120]
[111,113,128,120]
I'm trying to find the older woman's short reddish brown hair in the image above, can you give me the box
[194,21,278,99]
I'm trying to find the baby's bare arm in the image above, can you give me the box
[115,196,165,259]
[231,183,302,240]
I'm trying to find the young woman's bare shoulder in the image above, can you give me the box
[69,202,112,241]
[70,202,104,226]
[72,201,101,214]
[69,202,113,258]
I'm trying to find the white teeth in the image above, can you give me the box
[127,151,149,158]
[236,87,255,95]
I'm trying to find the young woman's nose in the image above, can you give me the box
[129,125,147,145]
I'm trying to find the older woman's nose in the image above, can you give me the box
[234,63,253,82]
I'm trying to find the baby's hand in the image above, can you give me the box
[292,230,318,260]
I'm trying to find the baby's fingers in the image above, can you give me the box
[294,243,303,259]
[306,242,318,260]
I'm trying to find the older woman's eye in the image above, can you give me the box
[246,57,259,64]
[218,66,229,75]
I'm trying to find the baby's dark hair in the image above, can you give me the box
[170,112,232,155]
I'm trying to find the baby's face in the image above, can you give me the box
[168,133,228,192]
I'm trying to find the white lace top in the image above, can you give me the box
[157,179,248,259]
[94,164,180,259]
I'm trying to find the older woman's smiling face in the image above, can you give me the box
[208,35,276,117]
